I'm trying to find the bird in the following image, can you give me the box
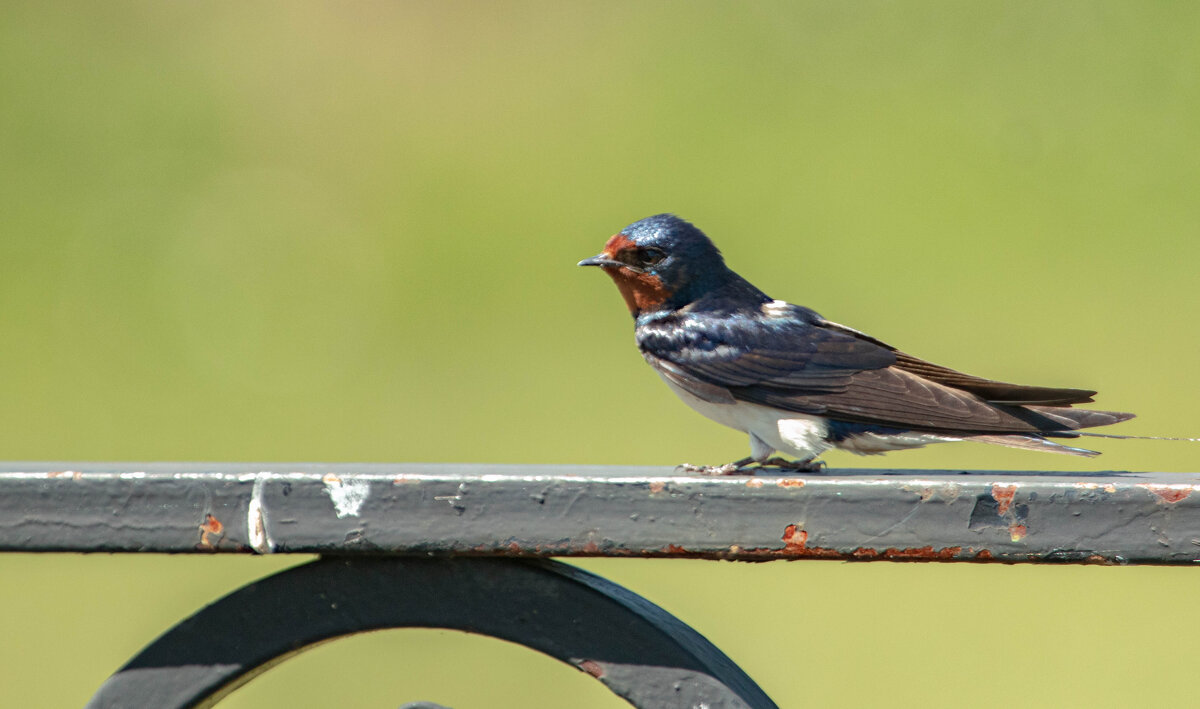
[579,213,1134,473]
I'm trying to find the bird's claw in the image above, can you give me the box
[758,456,826,473]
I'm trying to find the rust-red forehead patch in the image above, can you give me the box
[602,233,636,256]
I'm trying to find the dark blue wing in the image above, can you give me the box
[637,309,894,395]
[637,305,1107,433]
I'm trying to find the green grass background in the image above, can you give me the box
[3,2,1200,706]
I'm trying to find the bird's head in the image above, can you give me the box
[578,214,734,316]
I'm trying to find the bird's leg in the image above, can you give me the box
[674,456,758,476]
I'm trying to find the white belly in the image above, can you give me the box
[657,373,833,460]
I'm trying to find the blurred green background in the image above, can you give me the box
[2,1,1199,707]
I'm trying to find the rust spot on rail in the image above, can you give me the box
[1074,482,1117,494]
[853,545,964,560]
[748,524,966,561]
[491,526,997,561]
[477,525,1126,563]
[478,537,1125,563]
[197,514,225,550]
[1138,483,1195,505]
[992,484,1018,515]
[577,659,605,678]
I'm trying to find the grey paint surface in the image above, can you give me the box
[3,462,1200,563]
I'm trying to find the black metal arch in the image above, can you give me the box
[86,556,778,709]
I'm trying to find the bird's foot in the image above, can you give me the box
[757,457,827,473]
[675,456,757,476]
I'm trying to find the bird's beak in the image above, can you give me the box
[578,254,623,268]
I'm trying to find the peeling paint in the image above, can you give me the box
[992,484,1018,515]
[1138,483,1196,505]
[433,482,467,514]
[1073,482,1118,494]
[248,474,275,554]
[906,482,962,504]
[777,525,841,558]
[197,514,224,549]
[577,659,606,678]
[781,524,807,552]
[9,464,1200,564]
[323,477,371,518]
[766,525,967,561]
[851,545,963,560]
[410,536,1104,563]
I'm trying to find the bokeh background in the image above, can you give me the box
[3,2,1199,707]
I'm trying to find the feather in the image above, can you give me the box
[639,307,1133,436]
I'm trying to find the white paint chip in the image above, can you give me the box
[324,478,371,518]
[248,474,275,554]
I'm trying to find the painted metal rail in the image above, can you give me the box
[4,462,1200,708]
[4,462,1200,563]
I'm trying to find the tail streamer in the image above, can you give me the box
[1076,432,1200,442]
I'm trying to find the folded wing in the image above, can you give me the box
[637,308,1132,434]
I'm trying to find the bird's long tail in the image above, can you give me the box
[1075,432,1200,442]
[970,430,1200,458]
[969,434,1103,457]
[1021,406,1135,430]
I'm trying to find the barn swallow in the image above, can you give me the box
[579,214,1134,473]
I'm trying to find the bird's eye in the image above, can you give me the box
[636,248,666,268]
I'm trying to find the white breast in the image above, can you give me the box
[656,372,833,461]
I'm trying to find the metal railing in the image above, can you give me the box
[4,462,1199,708]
